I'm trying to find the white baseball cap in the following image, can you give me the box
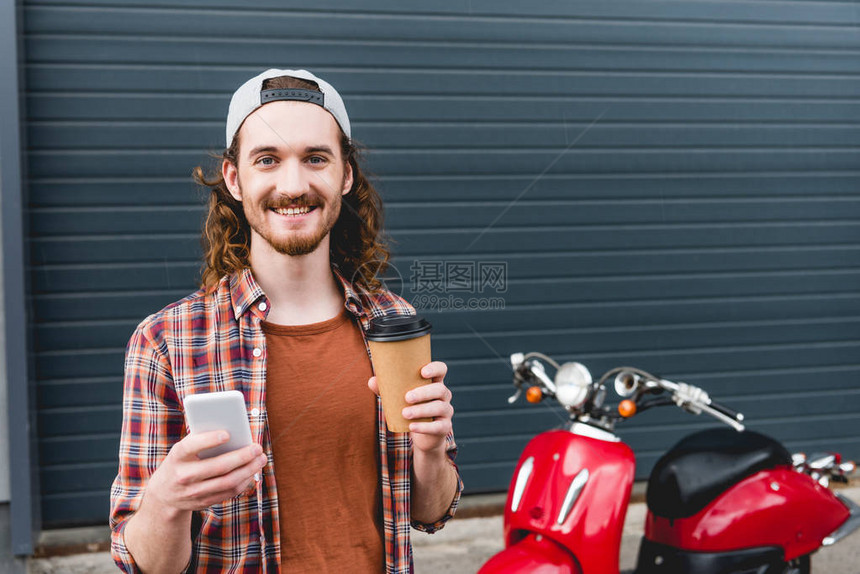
[225,68,351,147]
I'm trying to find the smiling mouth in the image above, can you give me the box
[271,205,317,217]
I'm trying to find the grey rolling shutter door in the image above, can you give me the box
[25,0,860,525]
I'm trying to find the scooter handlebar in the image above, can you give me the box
[698,402,745,432]
[508,355,746,431]
[709,401,745,424]
[529,363,558,395]
[658,379,745,432]
[507,354,557,404]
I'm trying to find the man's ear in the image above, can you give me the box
[223,159,242,202]
[342,161,354,196]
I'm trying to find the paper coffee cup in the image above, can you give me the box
[366,315,433,432]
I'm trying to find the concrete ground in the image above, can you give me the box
[28,487,860,573]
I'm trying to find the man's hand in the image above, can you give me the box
[404,361,454,454]
[367,360,454,454]
[368,361,458,524]
[145,430,268,514]
[124,431,268,572]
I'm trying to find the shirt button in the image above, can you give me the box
[250,407,260,417]
[252,347,262,358]
[259,302,268,312]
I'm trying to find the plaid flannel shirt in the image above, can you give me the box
[110,267,462,573]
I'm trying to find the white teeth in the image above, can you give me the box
[273,206,311,216]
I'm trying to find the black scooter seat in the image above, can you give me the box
[647,428,792,519]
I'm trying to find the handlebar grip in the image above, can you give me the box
[709,401,744,422]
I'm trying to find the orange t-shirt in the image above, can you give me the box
[263,309,383,572]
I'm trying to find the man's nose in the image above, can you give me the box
[276,159,310,197]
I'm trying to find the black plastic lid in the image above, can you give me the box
[366,315,432,342]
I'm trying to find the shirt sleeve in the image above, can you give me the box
[388,292,463,532]
[109,317,186,573]
[410,432,464,533]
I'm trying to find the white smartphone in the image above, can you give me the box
[184,390,254,459]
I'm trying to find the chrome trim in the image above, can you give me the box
[808,454,836,470]
[557,468,589,525]
[822,492,860,546]
[511,456,534,513]
[570,422,620,442]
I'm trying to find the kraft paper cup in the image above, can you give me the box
[366,315,432,432]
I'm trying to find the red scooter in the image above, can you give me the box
[479,352,859,574]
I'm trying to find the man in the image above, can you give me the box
[110,69,462,573]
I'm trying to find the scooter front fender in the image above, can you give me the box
[479,533,582,574]
[503,429,635,573]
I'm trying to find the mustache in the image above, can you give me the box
[263,195,320,210]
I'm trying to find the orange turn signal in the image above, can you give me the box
[526,386,544,403]
[618,399,637,418]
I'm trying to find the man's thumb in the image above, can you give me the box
[367,376,380,397]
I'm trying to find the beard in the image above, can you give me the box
[241,185,344,257]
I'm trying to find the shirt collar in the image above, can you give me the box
[228,268,266,319]
[332,265,365,317]
[227,265,366,320]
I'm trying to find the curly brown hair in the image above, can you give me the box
[193,76,391,294]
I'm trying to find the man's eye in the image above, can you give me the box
[308,156,327,165]
[257,157,275,166]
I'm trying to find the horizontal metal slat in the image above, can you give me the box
[31,236,201,265]
[29,262,205,294]
[26,36,860,75]
[424,293,860,335]
[390,223,860,255]
[41,461,118,495]
[38,405,121,437]
[39,435,119,465]
[35,291,188,321]
[418,321,860,361]
[41,492,109,528]
[38,379,122,409]
[30,206,205,235]
[24,0,860,25]
[24,5,860,49]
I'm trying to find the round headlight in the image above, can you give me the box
[554,362,592,408]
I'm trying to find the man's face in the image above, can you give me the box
[223,100,353,257]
